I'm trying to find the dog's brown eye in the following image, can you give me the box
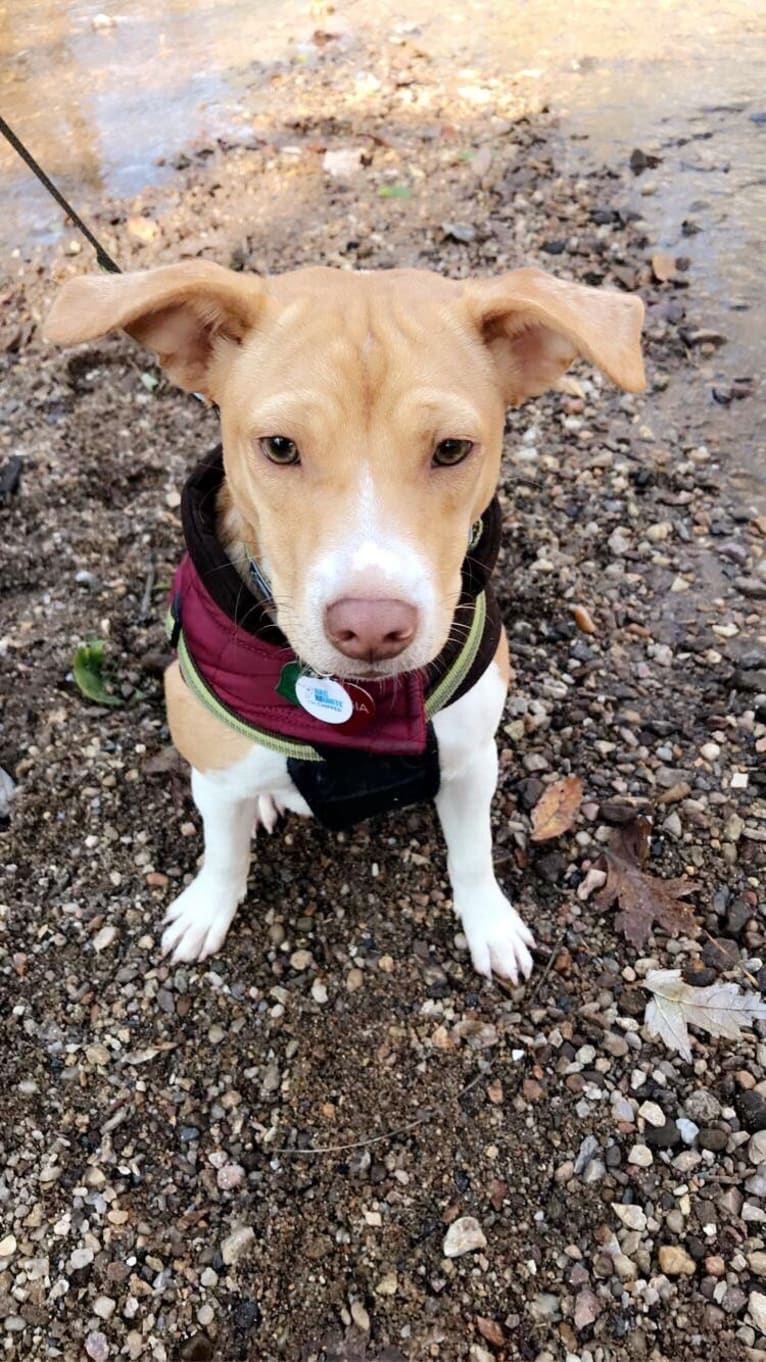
[433,438,474,468]
[261,436,300,466]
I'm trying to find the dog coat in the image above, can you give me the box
[168,447,502,830]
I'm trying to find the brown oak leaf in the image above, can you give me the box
[595,815,700,949]
[530,775,584,842]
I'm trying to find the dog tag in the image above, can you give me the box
[295,675,354,725]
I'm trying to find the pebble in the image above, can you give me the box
[698,1127,728,1153]
[346,968,364,993]
[749,1252,766,1278]
[216,1162,245,1190]
[658,1245,696,1276]
[0,1234,17,1258]
[85,1334,109,1362]
[375,1271,398,1295]
[639,1100,666,1127]
[93,1297,116,1320]
[350,1300,370,1331]
[574,1288,601,1330]
[628,1143,653,1167]
[739,1091,766,1134]
[221,1225,255,1266]
[750,1292,766,1335]
[677,1118,699,1145]
[92,924,117,952]
[289,949,313,971]
[749,1131,766,1166]
[685,1090,721,1123]
[311,978,328,1004]
[443,1216,487,1258]
[69,1247,94,1270]
[612,1203,647,1232]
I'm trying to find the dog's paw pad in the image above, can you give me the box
[461,892,535,984]
[161,877,243,964]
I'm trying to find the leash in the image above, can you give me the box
[0,113,121,274]
[0,112,214,408]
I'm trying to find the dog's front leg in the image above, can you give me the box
[161,768,257,963]
[435,740,534,982]
[433,647,535,983]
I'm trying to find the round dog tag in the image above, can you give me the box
[295,674,354,725]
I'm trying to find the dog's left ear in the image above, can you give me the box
[464,267,645,406]
[45,261,263,397]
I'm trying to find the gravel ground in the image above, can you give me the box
[1,16,765,1362]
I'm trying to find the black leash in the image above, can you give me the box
[0,113,121,274]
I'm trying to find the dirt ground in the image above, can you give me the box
[1,10,765,1362]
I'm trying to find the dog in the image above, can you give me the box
[46,262,644,981]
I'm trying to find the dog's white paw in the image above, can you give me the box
[161,874,245,963]
[459,885,535,983]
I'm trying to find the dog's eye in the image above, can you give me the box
[433,438,474,468]
[261,436,300,466]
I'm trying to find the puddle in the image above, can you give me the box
[2,0,764,497]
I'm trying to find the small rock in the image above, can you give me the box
[92,924,117,952]
[685,1089,721,1123]
[69,1247,94,1270]
[749,1291,766,1335]
[85,1334,109,1362]
[645,1120,682,1150]
[628,1144,653,1167]
[0,1234,17,1258]
[529,1294,562,1323]
[639,1100,666,1127]
[678,1118,699,1145]
[346,968,364,993]
[350,1300,370,1331]
[323,147,363,177]
[612,1202,647,1232]
[93,1297,116,1320]
[574,1288,602,1330]
[375,1270,398,1295]
[289,949,313,971]
[443,1216,487,1258]
[574,1135,601,1175]
[749,1252,766,1278]
[739,1091,766,1134]
[216,1163,245,1191]
[749,1131,766,1166]
[311,978,328,1004]
[221,1225,255,1266]
[698,1127,728,1153]
[658,1245,696,1276]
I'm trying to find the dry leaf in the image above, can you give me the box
[530,776,584,842]
[595,816,699,948]
[643,969,766,1063]
[651,250,676,282]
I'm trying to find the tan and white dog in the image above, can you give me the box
[46,263,644,982]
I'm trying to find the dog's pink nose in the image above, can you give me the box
[325,598,417,661]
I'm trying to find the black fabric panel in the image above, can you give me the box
[288,726,441,831]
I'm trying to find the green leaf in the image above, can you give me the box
[72,641,124,708]
[378,184,412,199]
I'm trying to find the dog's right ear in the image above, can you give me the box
[44,261,263,397]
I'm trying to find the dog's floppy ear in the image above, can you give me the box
[464,267,645,406]
[45,261,263,396]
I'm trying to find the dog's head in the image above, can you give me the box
[46,262,644,678]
